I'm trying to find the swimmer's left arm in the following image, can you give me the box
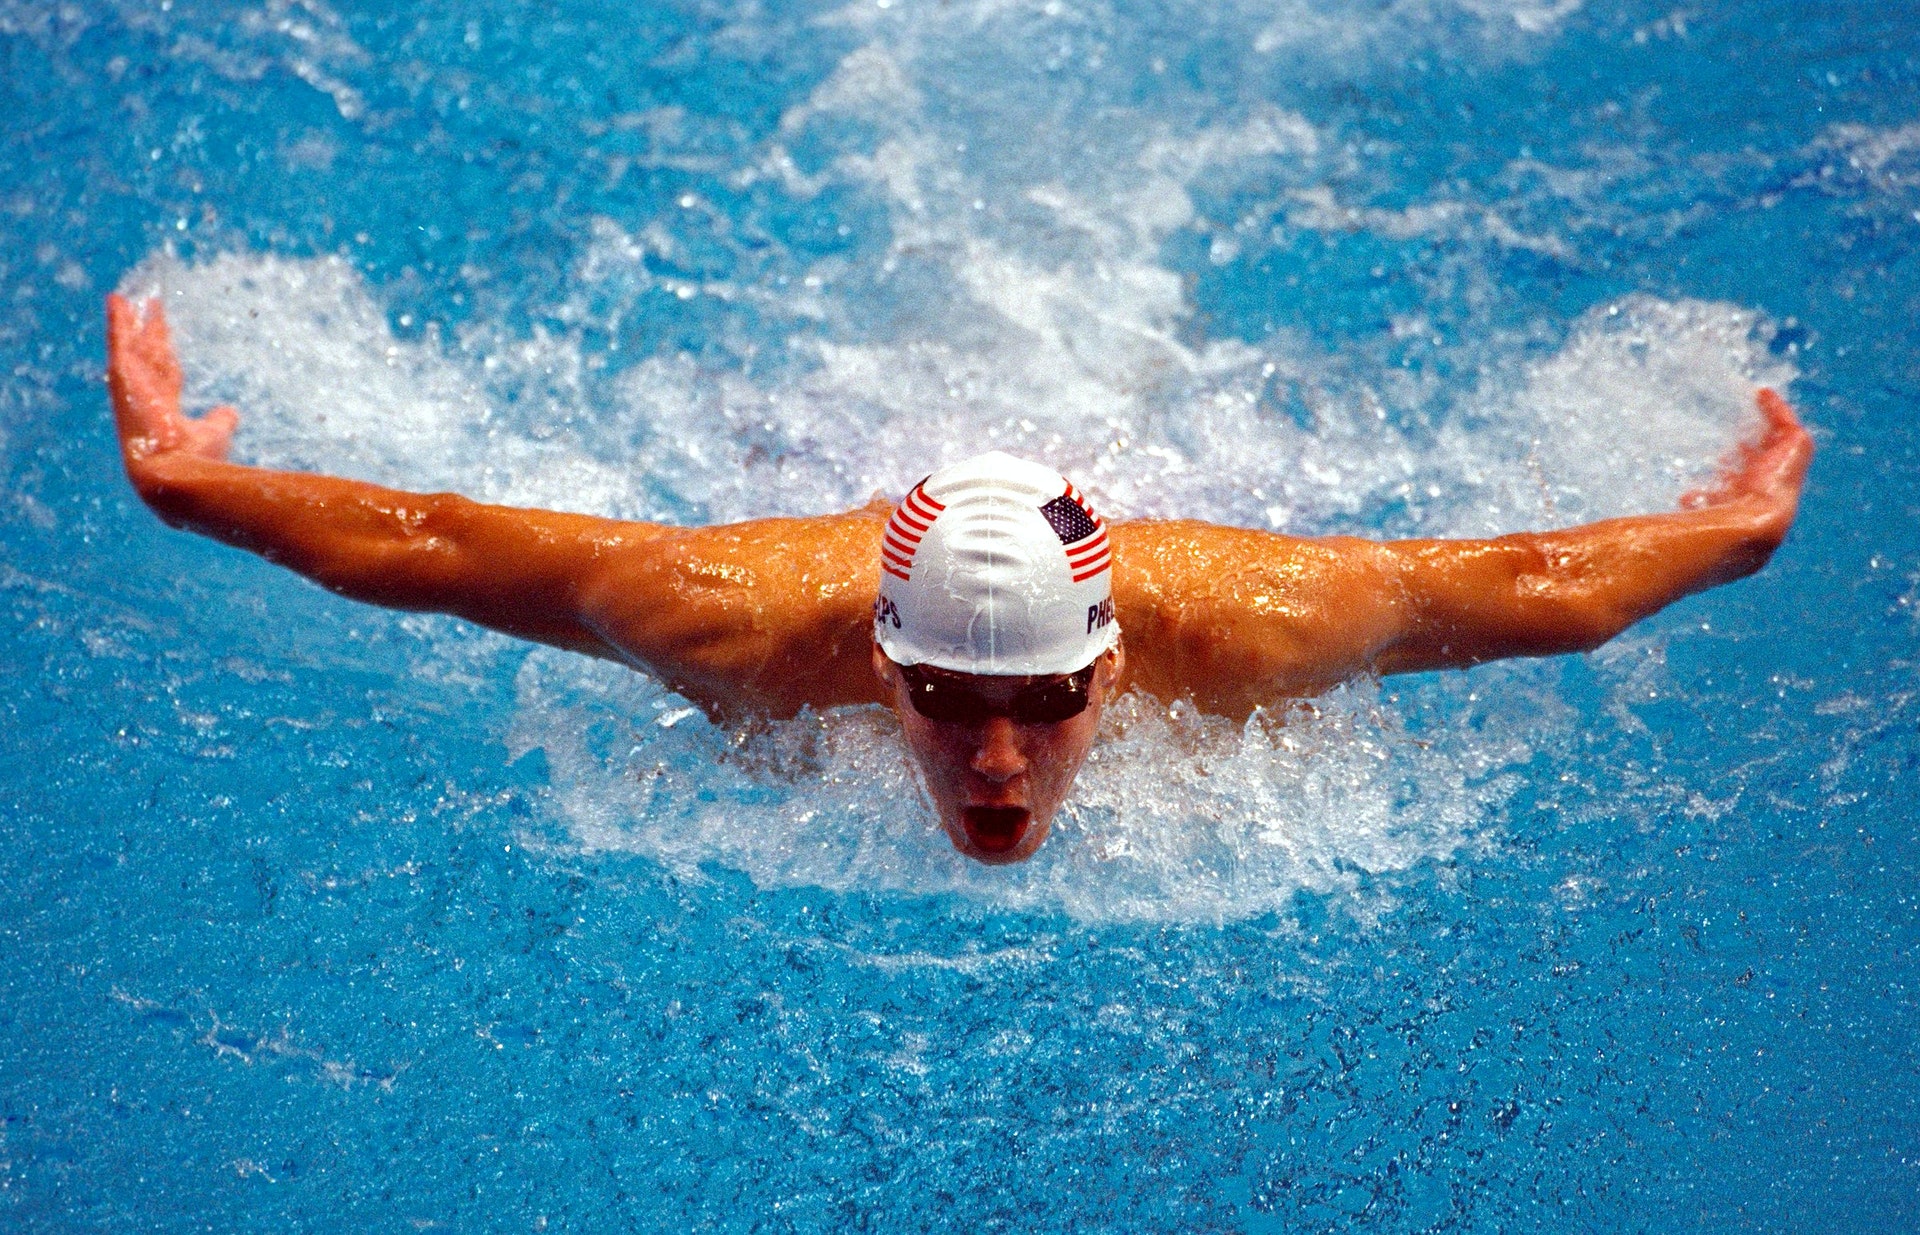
[1371,389,1812,677]
[1112,389,1811,716]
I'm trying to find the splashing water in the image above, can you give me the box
[508,647,1544,923]
[107,0,1791,923]
[121,239,1783,923]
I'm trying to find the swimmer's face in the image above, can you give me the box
[873,643,1124,864]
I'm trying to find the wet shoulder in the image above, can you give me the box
[577,507,888,714]
[1108,520,1399,712]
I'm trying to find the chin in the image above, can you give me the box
[946,806,1051,864]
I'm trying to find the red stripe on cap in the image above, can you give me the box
[882,564,911,581]
[882,540,917,567]
[1067,539,1109,567]
[883,519,923,545]
[1069,537,1110,563]
[910,484,945,511]
[1065,482,1103,527]
[902,493,941,524]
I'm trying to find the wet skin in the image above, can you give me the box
[872,645,1125,863]
[107,295,1813,864]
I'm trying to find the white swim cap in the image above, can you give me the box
[873,451,1119,676]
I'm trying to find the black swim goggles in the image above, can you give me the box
[898,661,1098,725]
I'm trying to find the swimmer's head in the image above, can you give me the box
[871,452,1123,864]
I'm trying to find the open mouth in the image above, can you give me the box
[961,806,1031,855]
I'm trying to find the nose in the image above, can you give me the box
[970,716,1027,783]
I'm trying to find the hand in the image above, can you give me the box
[1678,388,1813,528]
[106,294,239,470]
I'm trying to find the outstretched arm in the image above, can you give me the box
[107,295,887,718]
[1111,390,1812,717]
[1372,389,1811,676]
[109,293,656,660]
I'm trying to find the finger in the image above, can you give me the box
[109,296,190,449]
[150,301,172,351]
[200,405,241,445]
[138,299,182,384]
[1720,392,1811,504]
[1756,387,1796,435]
[1753,389,1812,465]
[1681,390,1810,511]
[106,294,153,436]
[184,405,239,461]
[106,294,130,390]
[110,296,159,375]
[1762,420,1814,493]
[106,292,132,346]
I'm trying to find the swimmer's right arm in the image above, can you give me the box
[109,294,656,663]
[107,295,888,718]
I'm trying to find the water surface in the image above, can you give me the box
[2,0,1917,1228]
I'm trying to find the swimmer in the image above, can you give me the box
[106,294,1813,864]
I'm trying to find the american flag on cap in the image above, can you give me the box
[881,478,945,582]
[1038,482,1110,583]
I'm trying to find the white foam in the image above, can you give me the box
[1421,295,1795,536]
[1810,120,1920,205]
[1252,0,1586,56]
[122,251,647,519]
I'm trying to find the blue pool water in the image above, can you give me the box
[4,0,1919,1227]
